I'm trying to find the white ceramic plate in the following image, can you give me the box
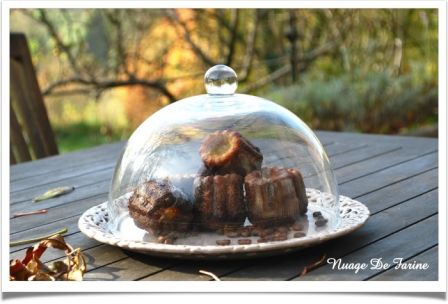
[78,189,369,259]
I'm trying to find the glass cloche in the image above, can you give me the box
[107,65,340,246]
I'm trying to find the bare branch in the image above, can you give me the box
[43,77,177,103]
[287,10,299,82]
[34,9,83,77]
[242,40,337,93]
[239,9,259,82]
[323,9,351,71]
[225,9,240,66]
[166,9,216,67]
[104,10,129,76]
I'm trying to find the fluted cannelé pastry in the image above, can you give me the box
[199,130,263,176]
[128,179,194,236]
[193,173,246,230]
[244,167,308,227]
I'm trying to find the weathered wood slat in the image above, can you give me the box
[83,253,178,281]
[10,171,111,206]
[293,215,438,281]
[10,33,58,158]
[369,246,438,281]
[358,168,437,214]
[10,212,92,252]
[340,152,437,198]
[10,59,47,159]
[9,229,101,262]
[336,148,437,184]
[316,131,437,148]
[330,144,401,170]
[10,163,115,193]
[10,141,124,181]
[140,259,250,281]
[10,103,32,162]
[11,193,108,234]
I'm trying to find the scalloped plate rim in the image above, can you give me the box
[78,193,370,259]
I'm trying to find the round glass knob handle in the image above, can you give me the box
[204,65,238,95]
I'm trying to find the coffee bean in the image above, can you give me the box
[312,211,322,218]
[272,235,287,241]
[315,218,328,227]
[273,231,287,239]
[216,239,231,246]
[157,235,175,244]
[240,228,251,237]
[225,231,240,238]
[260,228,275,237]
[293,232,306,238]
[237,239,252,245]
[163,238,175,244]
[291,223,304,231]
[251,228,260,237]
[276,226,289,234]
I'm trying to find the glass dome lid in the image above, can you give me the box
[108,65,340,246]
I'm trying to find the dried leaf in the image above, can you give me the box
[32,186,75,203]
[9,260,32,281]
[299,254,327,277]
[9,234,87,281]
[28,272,55,281]
[199,270,221,281]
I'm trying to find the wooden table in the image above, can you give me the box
[9,131,438,281]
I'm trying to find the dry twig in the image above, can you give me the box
[11,209,48,219]
[199,270,221,281]
[299,254,327,277]
[10,228,68,247]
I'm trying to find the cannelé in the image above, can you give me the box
[244,167,308,227]
[199,130,263,176]
[128,179,194,236]
[193,173,246,230]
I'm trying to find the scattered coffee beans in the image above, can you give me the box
[237,239,252,245]
[216,239,231,246]
[312,211,322,218]
[293,232,306,238]
[315,218,328,227]
[291,223,304,231]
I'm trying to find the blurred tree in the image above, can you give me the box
[10,8,438,140]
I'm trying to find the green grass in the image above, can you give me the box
[54,122,131,154]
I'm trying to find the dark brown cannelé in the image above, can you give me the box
[193,173,246,230]
[244,167,308,227]
[199,130,263,176]
[128,180,193,236]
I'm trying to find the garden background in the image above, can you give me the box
[10,8,438,153]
